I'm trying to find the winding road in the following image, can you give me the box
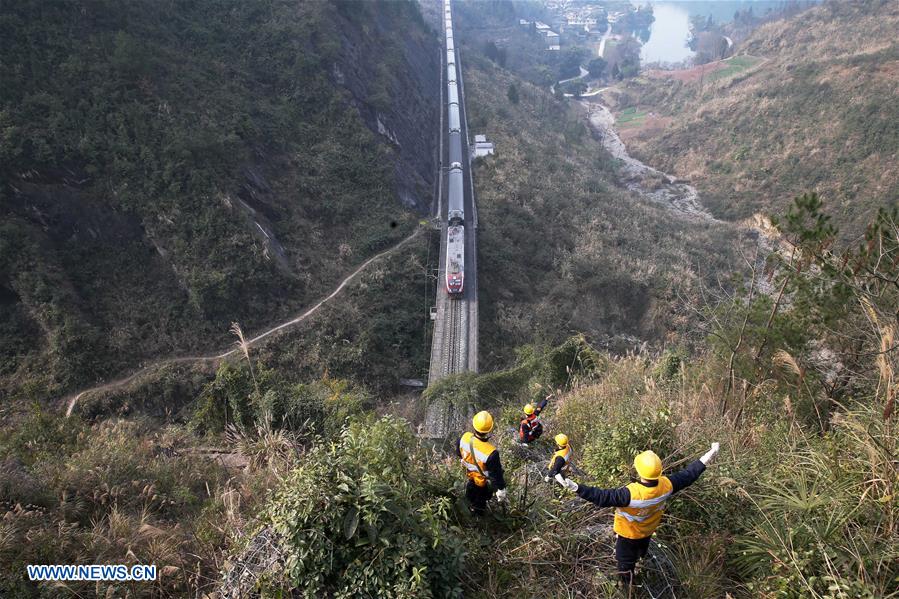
[63,228,423,416]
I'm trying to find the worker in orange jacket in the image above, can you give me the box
[556,443,719,586]
[519,397,549,445]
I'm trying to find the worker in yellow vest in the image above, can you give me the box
[458,411,507,515]
[544,433,571,482]
[556,443,719,586]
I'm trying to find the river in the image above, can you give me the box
[631,1,811,66]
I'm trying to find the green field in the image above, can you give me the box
[616,106,649,128]
[707,55,762,81]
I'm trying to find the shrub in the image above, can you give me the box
[258,417,465,598]
[190,361,368,435]
[580,406,677,486]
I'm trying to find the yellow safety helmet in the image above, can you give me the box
[634,450,663,480]
[523,403,535,415]
[554,433,569,448]
[472,411,494,434]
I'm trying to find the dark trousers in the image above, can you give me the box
[615,535,651,585]
[465,480,492,515]
[521,421,543,442]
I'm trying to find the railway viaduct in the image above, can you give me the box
[422,0,479,438]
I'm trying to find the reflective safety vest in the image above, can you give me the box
[459,432,497,487]
[520,415,542,440]
[613,476,673,539]
[548,444,571,472]
[522,414,540,431]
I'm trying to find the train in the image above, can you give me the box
[444,0,465,296]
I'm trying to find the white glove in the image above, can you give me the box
[520,443,529,447]
[700,442,720,465]
[495,489,508,502]
[555,474,578,492]
[544,476,551,483]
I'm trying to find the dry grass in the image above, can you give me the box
[623,1,899,236]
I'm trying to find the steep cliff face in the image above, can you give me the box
[333,2,440,210]
[0,0,439,396]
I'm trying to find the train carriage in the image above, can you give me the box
[445,224,464,295]
[447,164,464,223]
[448,104,460,134]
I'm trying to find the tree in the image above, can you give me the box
[483,41,507,67]
[558,47,588,79]
[619,58,640,78]
[507,83,520,105]
[587,57,607,78]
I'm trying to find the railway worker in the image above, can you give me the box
[544,433,572,482]
[458,411,507,515]
[555,443,720,586]
[518,396,549,445]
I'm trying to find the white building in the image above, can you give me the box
[545,30,559,49]
[473,134,494,157]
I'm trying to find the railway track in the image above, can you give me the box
[426,0,476,390]
[442,299,460,377]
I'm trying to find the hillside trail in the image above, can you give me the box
[63,228,423,416]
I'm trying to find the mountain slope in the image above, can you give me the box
[0,0,439,396]
[619,0,898,237]
[459,49,745,367]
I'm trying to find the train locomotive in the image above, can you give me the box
[444,0,465,296]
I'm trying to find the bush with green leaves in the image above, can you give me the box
[259,417,464,598]
[423,336,606,412]
[579,406,677,487]
[190,361,369,435]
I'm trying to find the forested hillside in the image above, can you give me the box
[1,1,896,597]
[618,0,898,237]
[456,22,745,368]
[0,0,438,398]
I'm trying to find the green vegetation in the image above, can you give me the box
[615,106,650,128]
[67,231,435,422]
[2,0,896,596]
[0,410,233,597]
[0,0,434,399]
[588,57,608,78]
[1,198,895,597]
[461,51,742,368]
[259,418,464,598]
[621,1,898,237]
[452,1,596,87]
[706,55,762,81]
[507,83,520,105]
[423,335,606,413]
